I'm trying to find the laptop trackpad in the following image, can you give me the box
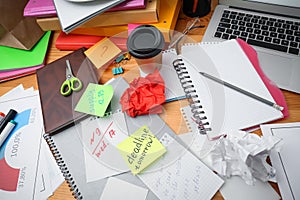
[257,52,294,87]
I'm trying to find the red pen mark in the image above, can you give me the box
[109,129,115,138]
[100,46,108,57]
[92,121,114,155]
[95,140,108,158]
[90,128,101,145]
[90,132,95,145]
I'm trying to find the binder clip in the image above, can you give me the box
[112,67,124,75]
[114,52,131,66]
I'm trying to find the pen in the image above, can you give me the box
[0,109,17,134]
[199,72,284,111]
[0,120,16,147]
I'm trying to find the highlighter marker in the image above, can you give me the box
[0,120,16,147]
[0,109,17,134]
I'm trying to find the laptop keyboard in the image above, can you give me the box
[214,9,300,55]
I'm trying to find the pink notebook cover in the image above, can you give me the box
[0,64,44,83]
[23,0,57,17]
[24,0,146,17]
[237,38,289,118]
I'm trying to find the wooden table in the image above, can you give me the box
[1,0,299,199]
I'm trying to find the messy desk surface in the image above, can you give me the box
[0,0,300,199]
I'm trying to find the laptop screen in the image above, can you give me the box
[220,0,300,17]
[248,0,300,8]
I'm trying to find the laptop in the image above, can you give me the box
[202,0,300,94]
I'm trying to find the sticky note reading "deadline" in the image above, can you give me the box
[117,125,166,175]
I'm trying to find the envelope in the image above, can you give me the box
[0,0,44,50]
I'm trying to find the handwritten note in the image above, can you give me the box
[117,125,166,175]
[81,111,129,182]
[75,83,113,117]
[137,133,224,200]
[84,37,121,69]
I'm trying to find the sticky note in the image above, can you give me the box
[75,83,113,117]
[84,37,121,69]
[117,125,166,175]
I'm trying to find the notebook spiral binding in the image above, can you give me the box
[43,133,83,200]
[172,58,211,134]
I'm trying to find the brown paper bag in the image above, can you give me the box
[0,0,44,50]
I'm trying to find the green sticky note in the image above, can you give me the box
[75,83,113,117]
[117,125,167,175]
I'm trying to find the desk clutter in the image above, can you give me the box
[0,0,298,199]
[1,33,294,199]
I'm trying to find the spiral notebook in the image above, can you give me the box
[172,39,284,139]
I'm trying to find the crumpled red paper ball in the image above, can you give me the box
[120,69,166,117]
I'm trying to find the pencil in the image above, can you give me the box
[199,72,284,111]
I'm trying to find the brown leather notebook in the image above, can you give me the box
[37,48,98,135]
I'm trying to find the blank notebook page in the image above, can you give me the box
[180,39,283,139]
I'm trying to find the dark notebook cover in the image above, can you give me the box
[37,48,98,135]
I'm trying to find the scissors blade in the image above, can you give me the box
[65,60,73,79]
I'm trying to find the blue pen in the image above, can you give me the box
[0,120,16,147]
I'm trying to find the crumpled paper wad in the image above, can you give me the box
[120,69,165,117]
[202,130,282,185]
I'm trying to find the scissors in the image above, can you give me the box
[60,60,83,96]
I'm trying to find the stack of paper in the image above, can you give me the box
[35,0,157,32]
[0,85,64,199]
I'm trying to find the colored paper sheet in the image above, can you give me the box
[117,125,166,175]
[75,83,113,117]
[0,31,51,71]
[0,64,44,83]
[84,37,122,69]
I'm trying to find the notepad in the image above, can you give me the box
[137,133,224,200]
[171,39,284,139]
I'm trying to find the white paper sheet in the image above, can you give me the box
[220,176,280,200]
[100,177,148,200]
[261,122,300,200]
[81,111,129,182]
[138,133,224,200]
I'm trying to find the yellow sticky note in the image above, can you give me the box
[117,125,166,175]
[84,37,121,69]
